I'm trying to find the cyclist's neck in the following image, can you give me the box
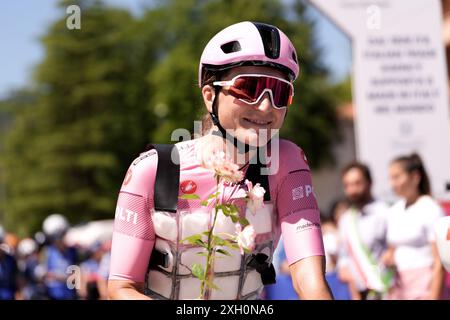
[198,133,257,168]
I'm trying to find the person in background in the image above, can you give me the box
[78,241,103,300]
[337,162,390,300]
[96,239,111,300]
[264,236,298,300]
[382,153,445,300]
[322,200,351,300]
[41,214,78,300]
[0,225,19,300]
[266,200,351,300]
[434,215,450,300]
[16,238,47,300]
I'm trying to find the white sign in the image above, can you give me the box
[307,0,450,201]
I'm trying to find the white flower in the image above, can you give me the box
[245,179,265,215]
[235,224,256,255]
[202,151,244,184]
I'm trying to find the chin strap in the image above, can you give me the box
[209,86,258,154]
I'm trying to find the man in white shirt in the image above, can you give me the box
[337,162,390,300]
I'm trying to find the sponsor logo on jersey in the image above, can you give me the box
[292,185,313,201]
[115,206,138,225]
[123,169,132,186]
[180,180,197,194]
[296,221,321,232]
[132,149,156,166]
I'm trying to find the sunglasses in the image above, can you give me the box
[213,74,294,109]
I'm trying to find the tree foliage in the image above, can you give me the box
[0,0,347,235]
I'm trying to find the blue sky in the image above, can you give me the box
[0,0,351,99]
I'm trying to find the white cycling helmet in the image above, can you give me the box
[17,238,38,256]
[43,214,70,238]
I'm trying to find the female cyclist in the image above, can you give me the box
[108,21,333,300]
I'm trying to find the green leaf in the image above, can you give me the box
[212,235,226,247]
[202,231,211,237]
[205,279,220,290]
[196,252,209,257]
[194,239,207,247]
[179,194,200,200]
[200,200,209,206]
[227,243,240,250]
[220,239,240,251]
[216,248,231,256]
[230,215,239,223]
[229,204,239,213]
[221,205,230,215]
[239,217,250,227]
[207,192,220,200]
[191,263,205,280]
[180,234,202,244]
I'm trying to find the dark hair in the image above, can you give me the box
[341,162,372,185]
[392,153,431,195]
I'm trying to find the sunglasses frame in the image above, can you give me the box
[212,74,295,109]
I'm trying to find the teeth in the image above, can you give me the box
[245,118,270,125]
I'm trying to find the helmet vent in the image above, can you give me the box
[292,51,297,63]
[221,41,242,54]
[252,22,280,59]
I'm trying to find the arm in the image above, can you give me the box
[97,277,109,300]
[108,151,158,300]
[380,245,396,268]
[425,205,446,300]
[289,255,333,300]
[428,242,444,300]
[108,280,151,300]
[77,269,88,300]
[337,266,361,300]
[276,142,333,300]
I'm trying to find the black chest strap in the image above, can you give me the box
[146,143,275,285]
[145,144,180,213]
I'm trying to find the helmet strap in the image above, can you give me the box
[209,86,257,154]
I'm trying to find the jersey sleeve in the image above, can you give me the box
[109,150,158,283]
[276,140,325,265]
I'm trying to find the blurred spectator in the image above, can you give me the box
[322,201,351,300]
[78,241,103,300]
[266,201,352,300]
[382,153,445,300]
[41,214,78,300]
[96,239,111,300]
[264,236,298,300]
[337,162,390,300]
[0,225,19,299]
[16,238,47,300]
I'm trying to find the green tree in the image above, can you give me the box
[1,0,345,235]
[1,1,155,235]
[145,0,340,166]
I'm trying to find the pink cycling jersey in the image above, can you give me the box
[109,138,324,283]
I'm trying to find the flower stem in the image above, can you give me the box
[201,175,221,299]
